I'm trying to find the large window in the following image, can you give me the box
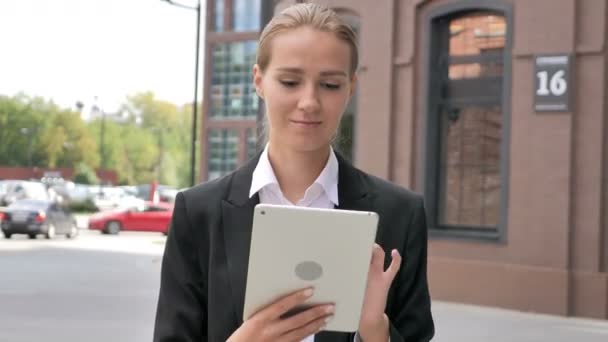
[426,9,510,238]
[233,0,261,32]
[210,41,259,120]
[246,128,258,160]
[208,129,239,180]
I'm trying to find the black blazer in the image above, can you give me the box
[153,153,435,342]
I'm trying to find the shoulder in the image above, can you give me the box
[178,170,239,214]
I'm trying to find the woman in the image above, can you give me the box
[153,3,434,342]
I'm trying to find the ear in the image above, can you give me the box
[253,64,264,100]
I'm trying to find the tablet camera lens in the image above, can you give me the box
[295,261,323,281]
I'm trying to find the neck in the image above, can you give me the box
[267,142,330,204]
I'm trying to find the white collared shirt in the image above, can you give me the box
[249,144,339,208]
[249,144,338,342]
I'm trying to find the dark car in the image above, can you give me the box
[0,199,78,239]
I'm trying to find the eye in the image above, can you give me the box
[279,80,299,88]
[322,82,341,90]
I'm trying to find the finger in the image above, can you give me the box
[278,314,329,342]
[258,287,314,321]
[385,249,403,279]
[371,244,385,270]
[271,304,334,336]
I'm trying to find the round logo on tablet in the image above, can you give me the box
[295,261,323,281]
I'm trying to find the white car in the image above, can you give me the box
[89,186,145,211]
[0,181,49,206]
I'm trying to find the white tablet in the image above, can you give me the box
[243,203,379,332]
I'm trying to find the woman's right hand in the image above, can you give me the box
[227,288,334,342]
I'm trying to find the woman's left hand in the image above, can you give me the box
[358,243,402,342]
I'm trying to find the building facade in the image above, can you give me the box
[201,0,608,319]
[201,0,262,181]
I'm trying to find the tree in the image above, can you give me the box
[0,94,50,166]
[40,126,67,168]
[116,91,192,187]
[1,91,194,188]
[73,163,99,185]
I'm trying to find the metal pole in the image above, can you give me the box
[161,0,200,187]
[190,0,201,187]
[100,111,106,168]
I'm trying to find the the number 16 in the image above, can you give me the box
[536,70,567,96]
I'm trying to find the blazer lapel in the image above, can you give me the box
[221,154,261,326]
[334,152,374,212]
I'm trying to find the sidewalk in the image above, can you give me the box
[432,301,608,341]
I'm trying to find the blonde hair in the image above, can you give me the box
[256,3,359,76]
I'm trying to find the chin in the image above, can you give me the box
[285,138,331,154]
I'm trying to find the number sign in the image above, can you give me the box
[534,55,571,112]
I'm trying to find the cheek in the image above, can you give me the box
[265,86,297,118]
[323,94,349,123]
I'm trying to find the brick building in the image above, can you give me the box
[200,0,608,319]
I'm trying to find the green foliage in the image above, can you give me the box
[67,199,98,213]
[0,94,52,167]
[73,163,99,185]
[0,91,194,188]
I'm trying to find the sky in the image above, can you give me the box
[0,0,206,113]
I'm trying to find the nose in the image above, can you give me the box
[297,83,321,113]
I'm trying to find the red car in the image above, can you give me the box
[88,201,173,235]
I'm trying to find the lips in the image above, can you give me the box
[289,119,322,127]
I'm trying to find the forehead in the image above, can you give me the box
[268,26,351,73]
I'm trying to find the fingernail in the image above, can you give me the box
[303,288,314,297]
[325,305,335,314]
[325,315,334,323]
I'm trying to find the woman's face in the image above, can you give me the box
[253,26,356,154]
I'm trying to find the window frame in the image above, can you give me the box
[422,1,513,243]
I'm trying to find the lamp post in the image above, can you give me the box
[161,0,201,187]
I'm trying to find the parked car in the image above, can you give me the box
[134,184,177,203]
[0,180,18,199]
[0,199,78,239]
[1,181,49,206]
[88,201,173,235]
[88,186,145,212]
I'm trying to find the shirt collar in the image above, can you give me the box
[249,144,339,205]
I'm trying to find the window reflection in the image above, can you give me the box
[214,0,224,32]
[246,128,258,160]
[435,12,506,230]
[208,129,239,180]
[210,41,258,120]
[233,0,261,32]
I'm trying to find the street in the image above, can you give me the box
[0,230,164,342]
[1,230,607,342]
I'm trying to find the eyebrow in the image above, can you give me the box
[275,67,348,77]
